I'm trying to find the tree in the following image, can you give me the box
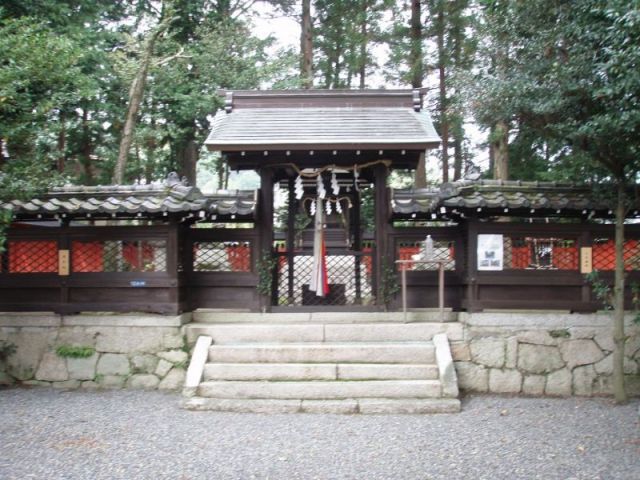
[471,0,640,402]
[300,0,313,87]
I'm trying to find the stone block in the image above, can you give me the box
[23,380,51,387]
[545,368,572,396]
[158,368,186,391]
[489,369,522,394]
[594,354,613,375]
[97,354,130,376]
[624,374,640,396]
[157,350,189,365]
[518,344,564,374]
[127,374,160,390]
[625,335,640,358]
[130,354,159,374]
[593,375,613,395]
[5,328,57,380]
[505,337,518,369]
[454,361,488,392]
[624,357,638,375]
[450,343,471,361]
[94,327,165,354]
[35,352,68,382]
[593,330,615,352]
[67,353,98,381]
[470,338,505,368]
[560,340,604,370]
[517,330,556,346]
[155,359,173,378]
[81,381,99,389]
[573,365,596,396]
[300,399,358,414]
[52,379,81,389]
[522,375,546,395]
[162,332,185,350]
[98,375,125,389]
[357,398,461,414]
[56,327,97,347]
[197,379,441,399]
[0,371,15,385]
[567,328,595,339]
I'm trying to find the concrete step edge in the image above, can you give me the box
[182,397,461,414]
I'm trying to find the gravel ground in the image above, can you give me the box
[0,388,638,480]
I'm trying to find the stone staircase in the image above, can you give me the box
[182,311,461,414]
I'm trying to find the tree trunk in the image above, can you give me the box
[436,0,448,183]
[358,0,368,89]
[613,180,628,404]
[410,0,423,89]
[112,21,167,184]
[300,0,313,89]
[410,0,427,188]
[80,107,95,184]
[453,124,463,181]
[492,120,509,180]
[57,112,66,173]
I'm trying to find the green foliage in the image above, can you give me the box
[379,258,400,308]
[256,251,277,298]
[0,340,16,361]
[585,271,613,310]
[55,345,95,359]
[548,329,570,339]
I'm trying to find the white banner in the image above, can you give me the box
[477,234,504,271]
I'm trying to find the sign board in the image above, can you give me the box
[580,247,593,274]
[477,234,504,271]
[130,280,147,287]
[58,249,69,276]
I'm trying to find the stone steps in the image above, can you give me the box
[191,310,458,324]
[182,319,461,414]
[185,322,463,344]
[197,379,442,400]
[203,362,439,381]
[207,342,435,364]
[182,397,462,414]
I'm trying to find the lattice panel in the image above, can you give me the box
[193,242,251,272]
[71,240,167,272]
[276,252,373,306]
[396,240,455,271]
[8,241,58,273]
[503,237,578,270]
[592,238,640,271]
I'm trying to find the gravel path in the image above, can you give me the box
[0,388,638,480]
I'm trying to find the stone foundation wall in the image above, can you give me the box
[0,313,191,391]
[452,312,640,396]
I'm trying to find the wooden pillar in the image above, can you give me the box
[465,220,480,312]
[373,164,390,305]
[258,168,275,308]
[58,220,70,314]
[286,177,296,303]
[166,218,180,313]
[580,225,593,309]
[353,188,362,303]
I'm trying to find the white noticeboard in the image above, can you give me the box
[477,234,504,271]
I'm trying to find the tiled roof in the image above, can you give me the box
[205,107,440,151]
[1,177,257,220]
[392,180,624,218]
